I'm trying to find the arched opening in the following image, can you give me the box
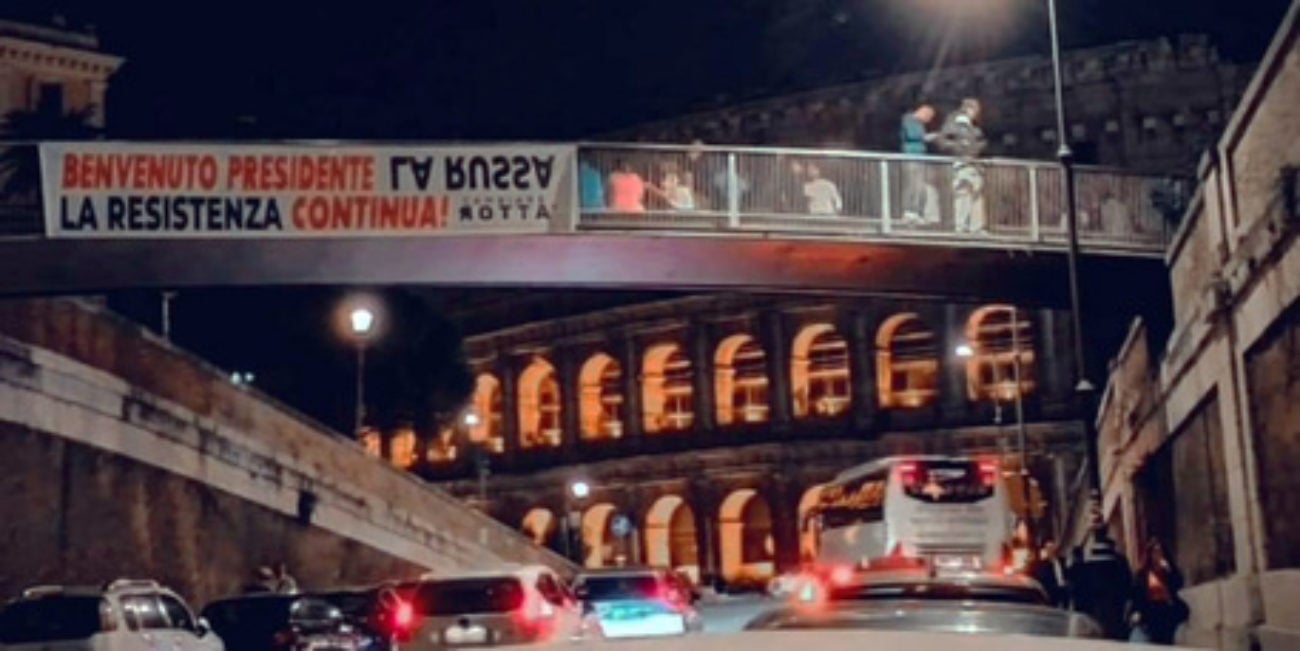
[521,508,558,550]
[715,334,770,426]
[965,306,1037,402]
[791,324,851,419]
[876,314,939,409]
[581,503,619,569]
[427,427,458,464]
[470,374,505,454]
[388,426,417,469]
[642,344,694,433]
[579,353,624,440]
[519,359,563,450]
[797,485,826,564]
[719,489,775,585]
[645,495,700,583]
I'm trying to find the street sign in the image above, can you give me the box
[611,514,632,539]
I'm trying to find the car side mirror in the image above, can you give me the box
[195,617,211,637]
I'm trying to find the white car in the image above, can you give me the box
[398,565,582,649]
[574,569,704,639]
[0,579,224,651]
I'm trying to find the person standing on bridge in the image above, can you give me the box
[608,159,647,213]
[803,162,843,215]
[936,98,988,234]
[899,103,940,225]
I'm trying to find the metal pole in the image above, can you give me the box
[1047,0,1101,499]
[1009,306,1034,548]
[476,447,489,504]
[161,291,176,340]
[354,345,367,436]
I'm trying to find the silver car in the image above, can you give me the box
[398,566,582,650]
[746,569,1103,640]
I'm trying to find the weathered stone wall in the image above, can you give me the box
[0,298,572,607]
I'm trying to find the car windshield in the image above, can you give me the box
[201,596,295,635]
[0,596,104,644]
[408,578,524,616]
[578,575,661,601]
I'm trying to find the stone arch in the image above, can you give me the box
[642,343,694,433]
[579,353,624,440]
[718,489,776,585]
[715,334,770,426]
[644,495,700,582]
[791,323,851,418]
[875,313,939,409]
[518,358,562,449]
[581,502,619,569]
[521,508,558,549]
[964,305,1037,402]
[470,373,505,453]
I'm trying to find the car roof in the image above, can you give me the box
[836,569,1043,591]
[415,565,554,583]
[559,629,1138,651]
[576,568,667,578]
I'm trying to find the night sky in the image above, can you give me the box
[4,0,1292,140]
[5,0,1292,440]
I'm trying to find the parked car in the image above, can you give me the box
[316,585,415,650]
[0,578,223,651]
[573,568,704,639]
[201,593,369,650]
[398,565,582,649]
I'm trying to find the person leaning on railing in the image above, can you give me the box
[936,98,989,235]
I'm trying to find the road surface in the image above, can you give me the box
[696,594,771,634]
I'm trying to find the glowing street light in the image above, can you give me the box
[569,480,591,500]
[349,307,376,337]
[462,409,482,428]
[955,343,975,358]
[339,298,381,437]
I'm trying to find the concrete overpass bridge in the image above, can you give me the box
[0,142,1184,305]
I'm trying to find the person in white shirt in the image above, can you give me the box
[803,163,843,215]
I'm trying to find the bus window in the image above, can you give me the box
[898,459,998,503]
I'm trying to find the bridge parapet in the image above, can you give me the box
[0,141,1187,257]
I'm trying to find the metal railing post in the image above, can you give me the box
[726,153,740,228]
[880,159,892,234]
[1029,167,1041,242]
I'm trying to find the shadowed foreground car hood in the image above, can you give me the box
[745,599,1103,639]
[544,628,1189,650]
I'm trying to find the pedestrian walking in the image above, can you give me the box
[1129,538,1189,644]
[1029,539,1070,608]
[1070,526,1132,640]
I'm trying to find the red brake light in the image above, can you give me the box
[829,565,854,587]
[898,462,920,487]
[394,600,413,630]
[979,460,999,487]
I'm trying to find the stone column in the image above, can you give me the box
[498,356,521,465]
[940,304,974,423]
[769,479,803,574]
[619,337,644,441]
[689,482,722,589]
[847,310,877,432]
[761,311,793,431]
[558,351,581,458]
[1035,308,1072,415]
[87,80,108,128]
[690,322,717,433]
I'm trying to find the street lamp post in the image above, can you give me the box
[563,480,591,563]
[349,307,376,436]
[1044,0,1100,499]
[958,306,1035,546]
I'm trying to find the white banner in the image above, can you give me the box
[40,142,576,238]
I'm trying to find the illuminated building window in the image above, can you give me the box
[519,358,563,449]
[579,353,624,440]
[427,427,457,464]
[643,343,694,433]
[358,427,382,458]
[715,334,769,426]
[965,306,1037,402]
[388,426,417,469]
[470,374,505,454]
[791,323,851,419]
[876,313,939,409]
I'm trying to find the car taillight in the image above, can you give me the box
[979,460,999,488]
[394,600,414,630]
[829,565,855,587]
[898,462,920,488]
[272,630,296,649]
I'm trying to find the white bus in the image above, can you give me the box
[807,455,1016,572]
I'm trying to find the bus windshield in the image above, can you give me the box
[898,459,997,503]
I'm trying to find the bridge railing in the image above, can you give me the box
[576,143,1188,254]
[0,141,1189,254]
